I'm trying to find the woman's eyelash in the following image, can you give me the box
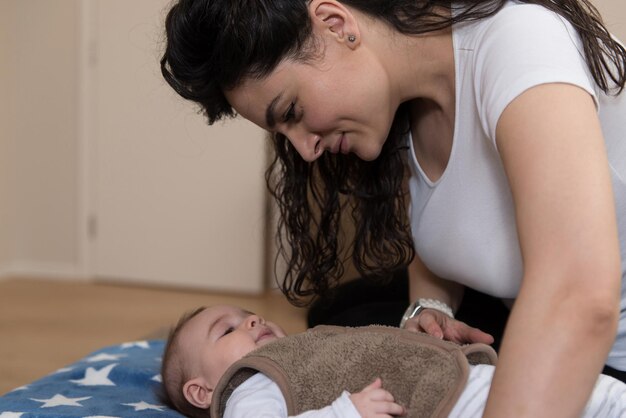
[283,102,296,122]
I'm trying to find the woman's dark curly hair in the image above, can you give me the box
[161,0,626,305]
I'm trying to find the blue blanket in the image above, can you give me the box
[0,340,185,418]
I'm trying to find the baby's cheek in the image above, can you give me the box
[231,343,257,361]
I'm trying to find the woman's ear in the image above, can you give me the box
[183,377,213,409]
[308,0,361,48]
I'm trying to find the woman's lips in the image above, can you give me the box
[339,133,349,154]
[331,133,348,154]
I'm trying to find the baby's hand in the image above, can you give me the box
[349,378,406,418]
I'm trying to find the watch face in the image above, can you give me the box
[407,304,423,319]
[400,303,423,328]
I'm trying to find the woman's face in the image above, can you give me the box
[225,42,397,162]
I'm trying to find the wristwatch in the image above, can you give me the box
[399,298,454,328]
[399,301,425,328]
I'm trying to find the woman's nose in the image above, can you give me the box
[245,314,265,329]
[285,126,322,162]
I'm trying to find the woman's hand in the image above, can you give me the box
[403,309,494,345]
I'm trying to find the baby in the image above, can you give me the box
[161,305,626,418]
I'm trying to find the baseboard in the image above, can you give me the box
[0,260,88,281]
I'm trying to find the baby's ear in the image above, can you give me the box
[183,377,213,409]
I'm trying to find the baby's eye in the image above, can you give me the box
[222,327,234,336]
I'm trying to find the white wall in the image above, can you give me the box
[595,0,626,41]
[0,1,16,268]
[0,0,80,278]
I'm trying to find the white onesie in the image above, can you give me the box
[223,366,626,417]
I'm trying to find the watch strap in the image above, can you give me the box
[399,298,454,328]
[419,298,454,319]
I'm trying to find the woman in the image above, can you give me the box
[161,0,626,416]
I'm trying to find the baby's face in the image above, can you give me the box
[179,305,286,388]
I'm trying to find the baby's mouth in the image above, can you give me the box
[256,328,275,344]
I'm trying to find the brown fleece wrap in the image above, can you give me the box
[210,325,497,418]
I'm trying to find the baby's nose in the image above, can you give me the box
[246,314,265,328]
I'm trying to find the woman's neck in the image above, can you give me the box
[393,28,455,112]
[360,10,456,113]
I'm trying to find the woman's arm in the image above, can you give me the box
[405,253,494,344]
[407,254,464,311]
[483,83,621,417]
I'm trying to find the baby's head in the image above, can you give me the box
[161,304,287,416]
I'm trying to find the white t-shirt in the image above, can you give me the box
[407,1,626,368]
[223,366,626,417]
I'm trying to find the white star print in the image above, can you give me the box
[71,364,117,386]
[120,341,149,349]
[9,385,28,392]
[0,412,25,418]
[151,374,162,383]
[53,367,74,374]
[122,401,165,411]
[83,416,121,418]
[30,394,91,408]
[85,353,127,362]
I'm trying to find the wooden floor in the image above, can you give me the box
[0,278,308,395]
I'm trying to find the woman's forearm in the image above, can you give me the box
[488,82,622,416]
[483,273,619,417]
[407,255,464,312]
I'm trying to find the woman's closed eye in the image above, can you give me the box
[283,102,296,122]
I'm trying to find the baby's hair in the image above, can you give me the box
[160,306,208,418]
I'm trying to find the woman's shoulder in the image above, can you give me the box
[455,1,575,44]
[454,0,583,59]
[453,1,596,143]
[493,1,571,31]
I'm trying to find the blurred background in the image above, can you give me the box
[0,0,271,293]
[0,0,624,394]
